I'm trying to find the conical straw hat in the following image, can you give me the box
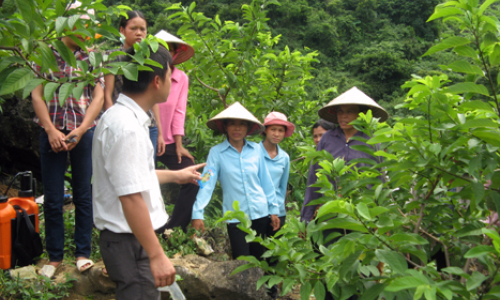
[154,30,194,65]
[318,86,389,123]
[207,102,264,136]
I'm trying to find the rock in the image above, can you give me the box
[171,254,268,300]
[9,265,38,280]
[49,261,115,296]
[0,95,41,181]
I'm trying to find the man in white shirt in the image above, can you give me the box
[92,45,204,299]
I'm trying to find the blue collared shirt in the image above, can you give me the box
[192,138,279,223]
[259,141,290,217]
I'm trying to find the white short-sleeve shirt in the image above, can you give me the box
[92,94,168,233]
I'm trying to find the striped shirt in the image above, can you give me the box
[33,47,104,130]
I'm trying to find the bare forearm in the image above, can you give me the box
[174,135,183,148]
[156,169,178,184]
[103,74,115,110]
[31,85,56,132]
[78,84,104,130]
[120,193,164,259]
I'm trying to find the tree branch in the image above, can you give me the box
[0,46,57,83]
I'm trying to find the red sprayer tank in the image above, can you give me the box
[0,172,39,269]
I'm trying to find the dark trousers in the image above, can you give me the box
[149,126,158,162]
[157,143,199,232]
[99,230,160,300]
[227,216,269,259]
[40,128,93,262]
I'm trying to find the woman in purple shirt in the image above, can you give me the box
[154,30,197,232]
[300,87,389,300]
[301,86,389,223]
[300,86,388,300]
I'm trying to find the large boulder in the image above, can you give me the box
[0,95,41,181]
[171,255,269,300]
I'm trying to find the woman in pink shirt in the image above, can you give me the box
[155,30,196,232]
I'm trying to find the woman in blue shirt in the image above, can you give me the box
[260,112,294,236]
[192,102,280,259]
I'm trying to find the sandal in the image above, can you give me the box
[39,262,62,279]
[76,259,94,273]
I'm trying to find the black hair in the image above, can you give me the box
[312,119,335,134]
[122,45,173,94]
[168,42,179,52]
[119,10,147,30]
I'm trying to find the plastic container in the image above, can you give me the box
[158,281,186,300]
[0,195,16,269]
[0,171,39,270]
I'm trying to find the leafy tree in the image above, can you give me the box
[0,0,164,112]
[220,1,500,299]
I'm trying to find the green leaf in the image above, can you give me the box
[454,45,477,59]
[282,279,295,295]
[22,78,45,99]
[461,118,499,129]
[473,130,500,147]
[385,277,426,292]
[442,267,471,279]
[339,250,362,279]
[390,233,429,246]
[58,83,74,107]
[122,63,138,81]
[359,283,386,300]
[0,56,25,74]
[188,1,196,13]
[314,281,326,300]
[356,203,371,220]
[37,41,58,73]
[375,249,408,275]
[268,276,283,288]
[89,51,103,68]
[300,281,312,300]
[370,206,389,218]
[52,40,77,68]
[43,82,59,103]
[427,7,463,22]
[472,181,485,204]
[447,61,484,76]
[445,82,489,96]
[478,0,500,15]
[466,271,487,291]
[0,68,33,96]
[231,262,255,276]
[295,264,306,280]
[464,245,495,258]
[424,286,437,300]
[15,0,33,20]
[322,218,368,233]
[72,81,87,102]
[55,17,68,35]
[423,37,470,57]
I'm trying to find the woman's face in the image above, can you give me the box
[336,104,360,131]
[120,17,147,49]
[265,125,286,145]
[225,120,249,143]
[313,126,328,146]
